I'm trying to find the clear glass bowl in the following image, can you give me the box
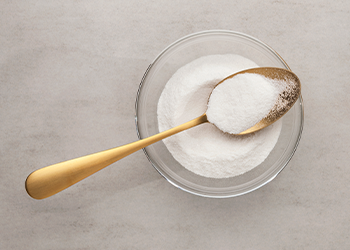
[135,30,303,198]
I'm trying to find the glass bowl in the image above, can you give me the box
[135,30,303,198]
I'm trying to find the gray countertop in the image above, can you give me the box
[1,1,349,249]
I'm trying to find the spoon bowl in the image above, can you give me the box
[229,67,301,134]
[25,67,300,200]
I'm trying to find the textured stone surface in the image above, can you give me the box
[1,1,349,249]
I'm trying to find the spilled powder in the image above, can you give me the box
[157,54,282,178]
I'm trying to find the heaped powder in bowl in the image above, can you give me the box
[157,54,282,178]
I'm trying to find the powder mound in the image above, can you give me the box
[157,54,282,178]
[206,73,279,134]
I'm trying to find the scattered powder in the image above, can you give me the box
[265,76,300,124]
[207,73,279,134]
[157,54,282,178]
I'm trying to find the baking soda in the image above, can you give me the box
[157,54,282,178]
[207,73,279,134]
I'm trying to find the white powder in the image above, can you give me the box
[207,73,279,134]
[157,54,282,178]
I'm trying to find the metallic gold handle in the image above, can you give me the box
[25,114,208,199]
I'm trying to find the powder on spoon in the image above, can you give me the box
[206,73,279,134]
[157,54,282,178]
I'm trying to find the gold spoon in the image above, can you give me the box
[25,67,301,199]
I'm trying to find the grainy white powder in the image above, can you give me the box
[207,73,279,134]
[157,54,282,178]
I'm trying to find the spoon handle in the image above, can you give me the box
[25,114,208,199]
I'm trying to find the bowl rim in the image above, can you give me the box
[135,29,304,198]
